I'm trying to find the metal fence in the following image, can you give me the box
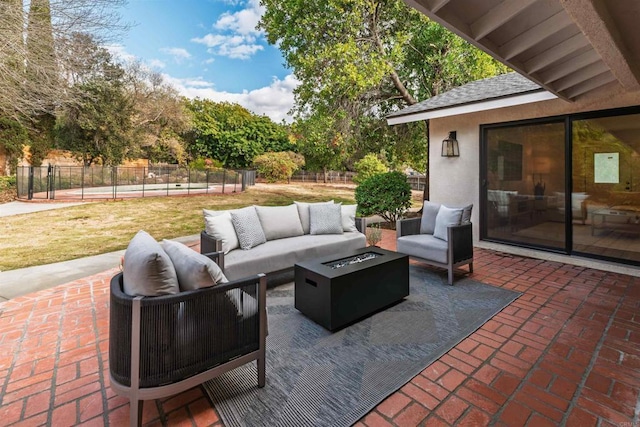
[279,170,426,191]
[407,175,426,191]
[16,165,256,201]
[285,170,357,184]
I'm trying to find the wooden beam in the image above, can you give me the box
[470,0,539,40]
[553,61,610,92]
[537,50,601,84]
[428,0,451,13]
[501,12,574,60]
[524,33,590,73]
[563,71,616,99]
[560,0,640,90]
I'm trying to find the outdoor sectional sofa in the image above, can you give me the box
[200,202,367,285]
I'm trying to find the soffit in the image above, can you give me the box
[404,0,640,102]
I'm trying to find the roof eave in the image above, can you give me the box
[387,90,557,125]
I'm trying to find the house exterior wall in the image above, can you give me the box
[428,84,640,243]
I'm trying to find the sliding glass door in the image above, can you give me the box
[572,113,640,263]
[482,107,640,265]
[483,121,566,250]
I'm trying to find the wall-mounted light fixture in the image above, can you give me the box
[441,131,460,157]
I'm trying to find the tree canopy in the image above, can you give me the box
[184,100,293,169]
[260,0,509,171]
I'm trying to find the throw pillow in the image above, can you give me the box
[162,239,228,290]
[309,203,344,235]
[204,212,239,254]
[122,230,179,296]
[294,200,334,234]
[460,204,473,224]
[203,208,224,218]
[231,206,267,250]
[419,200,441,234]
[433,206,464,241]
[255,204,304,240]
[341,204,358,232]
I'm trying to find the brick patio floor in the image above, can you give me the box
[1,229,639,426]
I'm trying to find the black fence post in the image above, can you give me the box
[27,166,34,200]
[222,169,226,193]
[112,167,117,199]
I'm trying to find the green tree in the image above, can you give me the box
[292,111,346,182]
[0,117,28,173]
[184,100,292,168]
[55,59,134,166]
[260,0,508,191]
[353,153,388,184]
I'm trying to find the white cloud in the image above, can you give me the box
[193,34,263,60]
[148,59,166,69]
[105,44,136,63]
[191,0,266,60]
[214,0,264,36]
[159,47,192,62]
[214,43,263,59]
[164,73,299,123]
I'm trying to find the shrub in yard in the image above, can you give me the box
[253,151,302,182]
[353,153,388,184]
[0,176,16,190]
[355,171,412,224]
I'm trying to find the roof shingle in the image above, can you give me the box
[387,72,543,119]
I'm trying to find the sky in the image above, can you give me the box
[112,0,298,123]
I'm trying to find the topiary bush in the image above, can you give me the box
[355,171,412,224]
[353,153,388,184]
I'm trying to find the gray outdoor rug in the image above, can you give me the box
[203,266,520,427]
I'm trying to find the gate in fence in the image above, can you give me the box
[16,165,256,201]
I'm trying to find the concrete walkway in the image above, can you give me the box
[0,200,86,217]
[0,234,199,302]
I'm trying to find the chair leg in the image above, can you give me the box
[447,265,454,286]
[130,399,143,427]
[469,262,473,274]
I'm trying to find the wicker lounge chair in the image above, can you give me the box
[396,201,474,285]
[109,267,267,426]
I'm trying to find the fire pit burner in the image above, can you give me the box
[323,252,382,269]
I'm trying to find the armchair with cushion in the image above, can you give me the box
[396,201,473,285]
[109,231,267,427]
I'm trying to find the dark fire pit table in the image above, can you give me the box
[294,247,409,331]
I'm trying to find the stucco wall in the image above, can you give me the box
[428,84,640,243]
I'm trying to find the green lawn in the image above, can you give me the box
[0,183,367,271]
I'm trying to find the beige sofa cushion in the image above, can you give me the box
[256,204,304,241]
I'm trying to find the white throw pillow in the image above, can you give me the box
[420,200,441,234]
[433,206,464,241]
[203,208,224,218]
[231,206,267,250]
[255,204,304,240]
[162,239,228,290]
[122,230,179,296]
[204,212,239,254]
[309,203,344,235]
[341,204,358,232]
[294,200,334,234]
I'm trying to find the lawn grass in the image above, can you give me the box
[2,183,415,271]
